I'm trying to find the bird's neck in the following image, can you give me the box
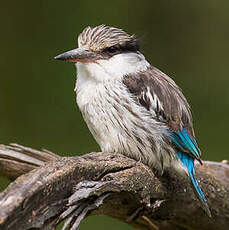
[75,52,150,86]
[75,52,150,108]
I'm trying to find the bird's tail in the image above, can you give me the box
[177,152,211,217]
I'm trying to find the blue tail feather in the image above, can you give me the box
[177,152,211,217]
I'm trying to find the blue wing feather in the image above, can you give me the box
[169,127,211,216]
[168,127,201,161]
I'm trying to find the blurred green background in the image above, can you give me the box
[0,0,228,229]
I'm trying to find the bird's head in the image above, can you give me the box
[55,25,139,62]
[55,25,149,78]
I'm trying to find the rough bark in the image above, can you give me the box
[0,144,228,230]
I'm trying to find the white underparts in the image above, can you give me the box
[75,52,185,173]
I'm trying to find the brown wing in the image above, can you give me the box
[123,66,202,161]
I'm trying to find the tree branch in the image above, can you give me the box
[0,144,228,230]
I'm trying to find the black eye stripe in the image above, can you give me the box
[100,40,140,58]
[104,44,138,54]
[106,45,120,53]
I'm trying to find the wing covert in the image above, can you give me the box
[123,66,202,162]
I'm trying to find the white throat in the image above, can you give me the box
[75,51,150,110]
[75,52,150,88]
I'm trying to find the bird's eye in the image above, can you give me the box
[106,45,120,54]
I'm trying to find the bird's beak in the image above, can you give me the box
[54,47,97,63]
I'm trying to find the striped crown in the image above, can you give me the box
[78,25,138,52]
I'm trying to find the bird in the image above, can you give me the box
[55,25,211,216]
